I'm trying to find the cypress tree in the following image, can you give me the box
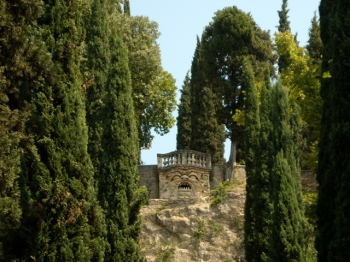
[176,72,192,150]
[190,37,225,163]
[191,86,225,164]
[278,0,291,33]
[243,61,262,261]
[316,1,336,260]
[307,12,323,64]
[7,0,108,260]
[317,1,350,260]
[189,36,201,148]
[85,0,110,176]
[99,34,145,261]
[85,0,146,260]
[277,0,292,73]
[199,6,275,168]
[244,66,273,262]
[269,81,305,261]
[0,1,52,259]
[124,0,131,16]
[0,1,29,256]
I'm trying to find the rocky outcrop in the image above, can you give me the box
[140,169,317,262]
[140,178,246,262]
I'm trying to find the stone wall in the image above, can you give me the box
[211,165,225,188]
[138,165,158,199]
[139,163,317,200]
[139,163,248,199]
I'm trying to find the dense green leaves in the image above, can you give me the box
[277,0,292,73]
[188,36,225,164]
[269,82,305,261]
[85,0,145,260]
[176,73,192,150]
[277,0,291,33]
[191,86,225,165]
[113,13,177,149]
[244,63,306,261]
[199,6,275,164]
[317,0,350,260]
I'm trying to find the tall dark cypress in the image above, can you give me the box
[191,86,225,164]
[277,0,291,33]
[0,0,36,257]
[307,12,323,64]
[316,1,336,261]
[190,37,225,163]
[99,34,145,261]
[317,1,350,261]
[269,81,305,261]
[244,66,273,262]
[85,0,146,260]
[1,0,108,260]
[85,0,110,176]
[243,61,263,261]
[189,36,201,148]
[277,0,292,73]
[176,72,192,150]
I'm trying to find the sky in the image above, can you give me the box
[131,0,321,165]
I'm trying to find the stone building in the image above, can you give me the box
[138,150,245,200]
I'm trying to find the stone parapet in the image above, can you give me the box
[157,150,211,169]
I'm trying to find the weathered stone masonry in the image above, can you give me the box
[138,150,316,200]
[138,150,246,200]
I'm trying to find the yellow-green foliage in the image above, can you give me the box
[274,31,322,129]
[211,177,245,207]
[211,180,230,207]
[274,31,323,170]
[192,219,206,244]
[155,246,176,262]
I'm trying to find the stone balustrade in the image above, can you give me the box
[157,150,211,169]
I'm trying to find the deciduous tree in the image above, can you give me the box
[113,13,176,150]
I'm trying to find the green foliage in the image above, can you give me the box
[211,177,244,207]
[269,81,306,262]
[198,6,276,163]
[277,0,291,33]
[188,37,225,163]
[274,30,323,170]
[243,65,307,261]
[317,1,350,260]
[192,219,206,245]
[307,12,323,64]
[277,0,292,72]
[0,0,110,260]
[244,63,272,262]
[191,86,225,164]
[0,96,22,260]
[210,180,230,207]
[176,73,192,150]
[85,0,145,260]
[113,13,177,149]
[155,246,175,262]
[208,220,224,237]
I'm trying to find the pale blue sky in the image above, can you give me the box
[131,0,321,165]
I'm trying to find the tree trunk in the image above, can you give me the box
[225,140,237,180]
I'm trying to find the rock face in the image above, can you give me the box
[140,178,246,262]
[140,167,317,262]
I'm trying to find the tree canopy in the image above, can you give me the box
[113,13,177,150]
[199,6,276,166]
